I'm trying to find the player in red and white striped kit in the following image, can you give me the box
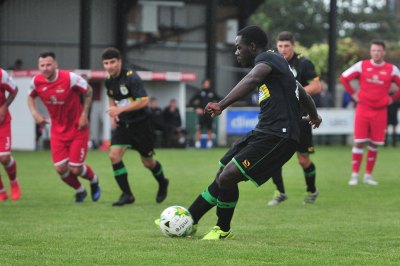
[340,40,400,185]
[0,68,21,201]
[27,52,101,202]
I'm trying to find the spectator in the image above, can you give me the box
[163,99,186,147]
[189,78,220,148]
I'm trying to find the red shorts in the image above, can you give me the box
[354,104,387,145]
[0,120,11,155]
[50,129,89,166]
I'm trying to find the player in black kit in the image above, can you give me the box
[268,31,322,206]
[102,47,169,206]
[183,26,321,240]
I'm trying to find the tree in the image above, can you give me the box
[249,0,329,47]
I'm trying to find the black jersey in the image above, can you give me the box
[105,69,150,124]
[287,53,318,87]
[254,51,300,142]
[189,89,220,109]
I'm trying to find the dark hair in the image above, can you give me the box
[277,31,295,44]
[39,51,56,59]
[102,47,121,60]
[370,40,386,50]
[237,26,268,50]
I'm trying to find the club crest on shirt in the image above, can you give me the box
[120,85,129,95]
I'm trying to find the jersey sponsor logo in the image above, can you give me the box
[120,85,129,95]
[42,87,48,92]
[242,159,250,168]
[46,95,65,105]
[366,75,384,85]
[258,84,270,103]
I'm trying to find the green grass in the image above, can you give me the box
[0,146,399,265]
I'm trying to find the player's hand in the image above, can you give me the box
[204,102,222,117]
[106,106,121,118]
[33,113,50,127]
[111,117,119,129]
[195,108,203,115]
[351,93,359,103]
[0,104,7,124]
[78,113,89,130]
[302,114,322,129]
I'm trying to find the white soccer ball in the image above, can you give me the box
[159,206,194,237]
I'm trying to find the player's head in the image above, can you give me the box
[150,97,158,108]
[277,31,295,61]
[38,51,58,80]
[102,47,122,78]
[370,40,386,64]
[202,78,211,90]
[235,26,268,67]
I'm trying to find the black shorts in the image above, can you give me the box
[220,131,298,187]
[111,118,155,158]
[197,114,213,130]
[297,120,315,154]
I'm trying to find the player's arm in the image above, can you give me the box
[205,63,271,117]
[27,95,49,126]
[389,66,400,104]
[340,62,361,102]
[0,87,18,124]
[304,78,322,96]
[297,81,322,129]
[78,84,93,130]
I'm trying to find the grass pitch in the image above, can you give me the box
[0,146,399,265]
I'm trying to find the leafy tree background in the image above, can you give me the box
[250,0,400,81]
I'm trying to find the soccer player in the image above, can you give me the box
[102,47,169,206]
[340,40,400,185]
[185,26,321,240]
[189,78,220,148]
[27,51,101,202]
[268,31,322,206]
[0,67,21,201]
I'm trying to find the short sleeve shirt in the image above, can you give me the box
[254,51,300,142]
[105,69,150,123]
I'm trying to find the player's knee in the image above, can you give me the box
[0,155,10,165]
[217,168,236,190]
[69,166,81,176]
[108,151,120,164]
[142,158,155,169]
[297,154,311,168]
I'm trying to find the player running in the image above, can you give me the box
[0,67,21,201]
[28,51,101,202]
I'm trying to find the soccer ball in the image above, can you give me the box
[159,206,194,237]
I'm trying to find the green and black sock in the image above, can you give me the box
[113,161,133,195]
[304,163,316,193]
[216,184,239,232]
[189,179,219,224]
[151,161,167,184]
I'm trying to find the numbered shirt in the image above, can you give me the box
[105,69,150,124]
[0,68,17,123]
[29,70,88,137]
[254,51,300,142]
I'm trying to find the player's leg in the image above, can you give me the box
[0,122,20,200]
[141,156,169,203]
[0,173,7,201]
[0,154,21,201]
[350,106,369,185]
[268,168,288,206]
[69,131,101,201]
[51,137,88,202]
[364,108,386,185]
[109,145,134,206]
[297,153,319,204]
[206,116,214,148]
[195,116,203,148]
